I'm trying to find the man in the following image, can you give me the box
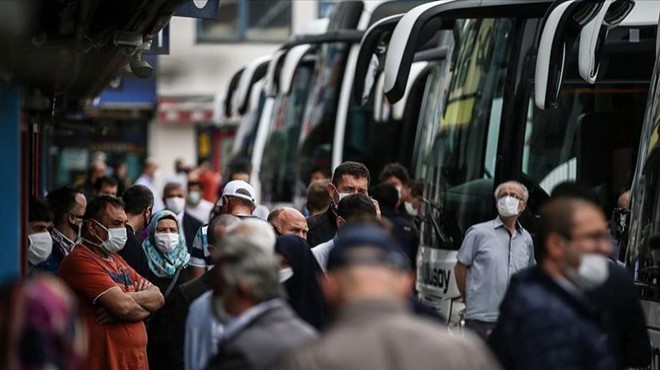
[184,217,273,370]
[58,195,165,370]
[205,223,316,370]
[34,187,87,275]
[312,193,377,272]
[401,180,424,220]
[379,162,410,195]
[549,184,651,368]
[307,161,370,247]
[186,180,214,224]
[120,185,154,278]
[489,197,621,369]
[135,157,164,212]
[282,224,499,370]
[454,181,535,339]
[370,182,419,267]
[306,180,331,217]
[80,160,107,199]
[197,158,220,203]
[94,176,119,197]
[26,197,55,271]
[187,180,259,278]
[611,189,631,260]
[163,182,203,252]
[268,207,309,239]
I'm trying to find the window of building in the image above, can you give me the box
[318,0,336,18]
[197,0,292,43]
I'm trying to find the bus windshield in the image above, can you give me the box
[523,85,647,216]
[628,60,660,301]
[259,59,315,204]
[298,42,349,185]
[422,18,513,250]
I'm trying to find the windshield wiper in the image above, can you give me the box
[422,198,453,249]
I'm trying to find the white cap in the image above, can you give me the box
[222,180,256,204]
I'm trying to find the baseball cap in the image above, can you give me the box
[327,223,410,271]
[222,180,256,204]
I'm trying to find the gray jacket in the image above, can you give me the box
[206,300,317,370]
[281,299,501,370]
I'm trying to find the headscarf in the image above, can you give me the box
[274,235,327,330]
[143,210,190,278]
[0,275,87,370]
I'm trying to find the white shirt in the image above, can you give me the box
[135,175,165,212]
[185,291,223,370]
[186,199,214,224]
[312,236,336,273]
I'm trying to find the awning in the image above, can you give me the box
[157,95,215,125]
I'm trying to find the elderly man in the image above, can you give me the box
[454,180,535,339]
[268,207,309,239]
[205,220,316,370]
[59,195,164,370]
[489,197,621,369]
[307,161,370,247]
[184,216,265,370]
[283,224,499,370]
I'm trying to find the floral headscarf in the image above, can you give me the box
[142,210,190,278]
[1,275,87,370]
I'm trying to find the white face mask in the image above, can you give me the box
[90,220,127,254]
[27,231,53,265]
[565,253,610,291]
[497,196,520,217]
[155,232,180,253]
[165,197,185,214]
[404,201,418,216]
[279,267,294,283]
[188,191,201,206]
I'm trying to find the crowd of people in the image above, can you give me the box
[6,155,652,370]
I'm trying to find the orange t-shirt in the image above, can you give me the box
[59,245,149,370]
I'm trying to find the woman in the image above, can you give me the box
[142,210,190,370]
[275,235,327,330]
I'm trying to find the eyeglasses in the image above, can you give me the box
[568,232,612,245]
[497,192,525,201]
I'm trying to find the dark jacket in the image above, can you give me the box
[206,300,317,370]
[586,263,651,368]
[489,266,620,370]
[306,207,338,247]
[146,268,189,370]
[119,224,150,278]
[381,208,420,267]
[183,212,203,253]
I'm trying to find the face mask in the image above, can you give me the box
[404,201,418,217]
[395,186,402,200]
[497,196,520,217]
[68,218,83,244]
[211,295,233,324]
[188,191,201,206]
[91,220,127,254]
[165,197,185,214]
[565,253,610,291]
[279,267,294,283]
[155,232,180,253]
[27,231,53,265]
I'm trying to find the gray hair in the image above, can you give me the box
[217,240,282,303]
[494,181,529,201]
[214,218,276,258]
[207,214,241,246]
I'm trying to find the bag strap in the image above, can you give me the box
[164,267,182,299]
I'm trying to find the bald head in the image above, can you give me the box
[269,207,308,239]
[617,190,630,210]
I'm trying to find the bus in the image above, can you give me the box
[382,0,658,325]
[627,13,660,365]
